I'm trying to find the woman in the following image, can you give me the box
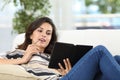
[0,17,120,80]
[0,17,57,65]
[0,17,60,79]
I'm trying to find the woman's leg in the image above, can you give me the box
[60,45,120,80]
[95,55,120,80]
[114,55,120,65]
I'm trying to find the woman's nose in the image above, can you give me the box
[41,33,46,37]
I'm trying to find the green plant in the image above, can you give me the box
[3,0,51,33]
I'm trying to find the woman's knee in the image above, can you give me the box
[94,45,107,50]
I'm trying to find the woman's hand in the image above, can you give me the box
[25,40,43,55]
[57,58,72,76]
[22,43,41,63]
[25,44,40,55]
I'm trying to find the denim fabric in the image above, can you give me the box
[114,55,120,65]
[60,45,120,80]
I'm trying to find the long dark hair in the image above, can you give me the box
[17,17,57,54]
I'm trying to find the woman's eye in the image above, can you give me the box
[46,32,52,35]
[38,29,42,32]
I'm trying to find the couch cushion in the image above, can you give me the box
[0,64,40,80]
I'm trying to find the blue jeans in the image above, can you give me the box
[60,45,120,80]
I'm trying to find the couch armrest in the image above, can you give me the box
[12,33,25,50]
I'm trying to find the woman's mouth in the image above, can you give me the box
[39,38,46,43]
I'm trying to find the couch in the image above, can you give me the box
[57,29,120,56]
[13,29,120,55]
[1,29,120,80]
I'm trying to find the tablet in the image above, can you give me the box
[48,42,93,69]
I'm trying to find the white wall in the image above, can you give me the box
[0,27,17,52]
[49,0,74,30]
[0,0,17,53]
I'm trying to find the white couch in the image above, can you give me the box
[13,29,120,56]
[0,29,120,80]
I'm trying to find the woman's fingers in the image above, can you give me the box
[57,63,66,76]
[63,59,69,70]
[58,63,64,71]
[63,58,71,70]
[26,44,40,54]
[57,58,72,76]
[66,58,72,70]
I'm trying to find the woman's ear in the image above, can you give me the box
[30,35,33,39]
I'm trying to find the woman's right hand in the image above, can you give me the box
[22,44,41,63]
[25,44,40,55]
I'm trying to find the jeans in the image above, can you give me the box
[60,45,120,80]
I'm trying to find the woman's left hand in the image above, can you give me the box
[57,58,72,76]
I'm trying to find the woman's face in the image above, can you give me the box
[30,22,53,50]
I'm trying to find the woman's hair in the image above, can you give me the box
[17,17,57,54]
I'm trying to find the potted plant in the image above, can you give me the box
[3,0,51,34]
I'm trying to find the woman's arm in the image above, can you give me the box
[0,44,40,64]
[0,51,33,64]
[0,57,25,64]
